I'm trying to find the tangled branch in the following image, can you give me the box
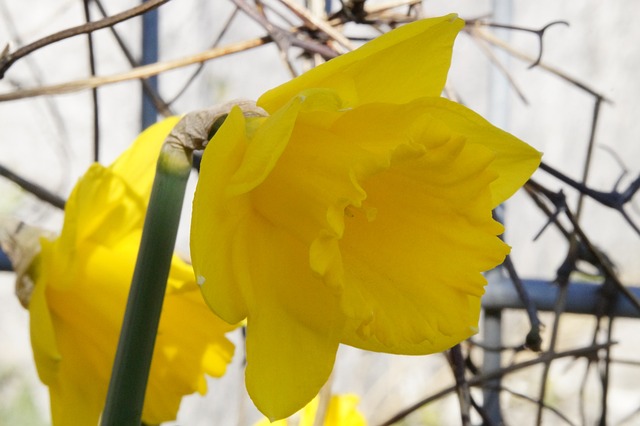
[0,0,171,78]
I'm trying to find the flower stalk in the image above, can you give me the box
[101,101,265,425]
[100,143,191,425]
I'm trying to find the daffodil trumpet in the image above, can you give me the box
[100,102,264,426]
[190,14,541,421]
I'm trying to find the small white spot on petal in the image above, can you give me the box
[197,275,206,286]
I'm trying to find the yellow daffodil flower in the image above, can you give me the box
[28,118,236,425]
[191,14,541,420]
[255,394,366,426]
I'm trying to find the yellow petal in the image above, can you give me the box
[28,259,61,386]
[39,237,138,425]
[299,396,321,426]
[193,95,353,420]
[257,394,367,426]
[191,107,253,323]
[49,115,180,290]
[258,15,463,112]
[54,238,233,425]
[409,98,542,206]
[298,394,367,426]
[318,103,511,353]
[255,417,289,426]
[110,116,181,201]
[45,164,144,291]
[37,221,235,426]
[324,395,367,426]
[143,270,236,424]
[238,215,343,421]
[226,99,303,197]
[192,95,330,323]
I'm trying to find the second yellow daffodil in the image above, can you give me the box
[255,393,367,426]
[28,119,236,425]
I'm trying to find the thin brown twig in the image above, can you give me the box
[468,33,529,104]
[467,20,569,69]
[277,0,355,51]
[576,96,604,218]
[253,0,298,77]
[166,6,241,105]
[83,0,100,162]
[470,26,610,101]
[449,345,471,426]
[498,385,578,426]
[0,36,271,102]
[503,256,543,350]
[0,0,171,78]
[377,343,614,426]
[599,318,614,425]
[231,0,339,59]
[0,0,73,191]
[363,0,421,23]
[92,0,173,117]
[329,0,420,26]
[535,274,569,426]
[524,182,572,241]
[0,164,65,209]
[532,221,578,426]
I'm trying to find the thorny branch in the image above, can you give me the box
[379,343,615,426]
[469,24,610,100]
[503,255,542,351]
[539,162,640,234]
[467,19,569,69]
[448,345,471,426]
[526,179,640,313]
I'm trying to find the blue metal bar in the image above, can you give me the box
[482,306,503,424]
[482,0,513,421]
[141,0,159,129]
[483,277,640,318]
[482,270,505,425]
[0,248,11,271]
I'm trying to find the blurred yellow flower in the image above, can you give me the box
[28,118,236,425]
[255,394,366,426]
[191,14,541,420]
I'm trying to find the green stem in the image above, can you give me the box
[99,103,264,425]
[100,143,191,426]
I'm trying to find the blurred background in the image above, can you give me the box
[2,0,640,424]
